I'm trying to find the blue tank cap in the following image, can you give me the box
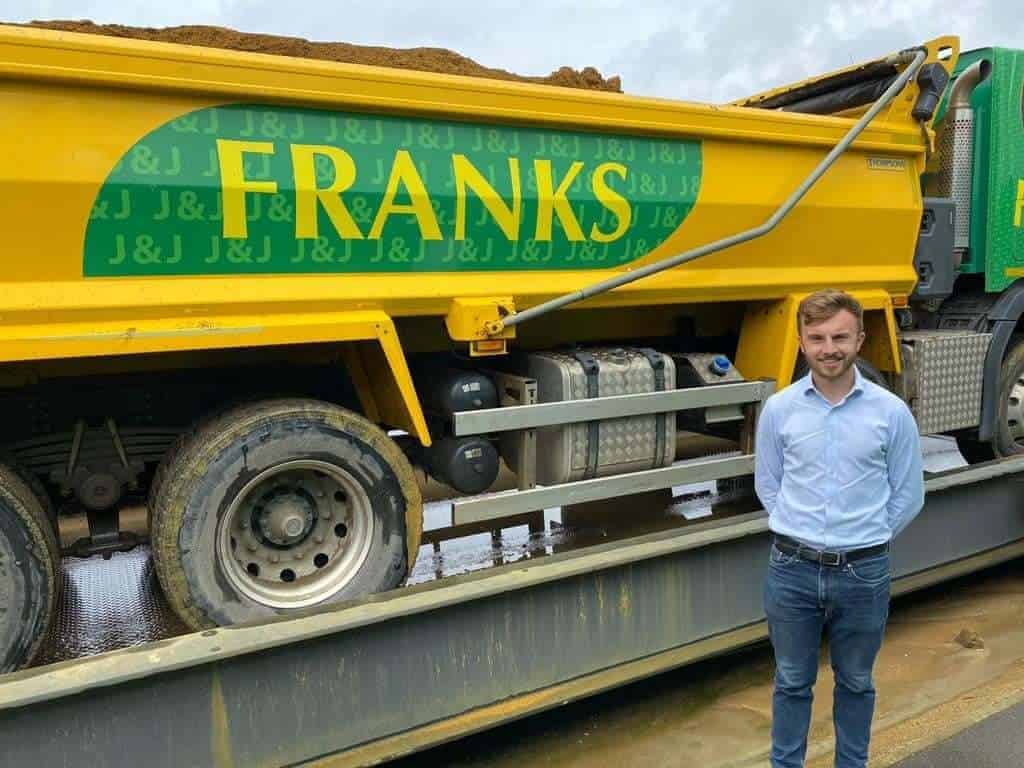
[709,355,731,376]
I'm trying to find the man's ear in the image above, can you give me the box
[855,330,866,353]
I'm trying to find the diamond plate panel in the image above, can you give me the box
[528,348,677,485]
[899,331,990,434]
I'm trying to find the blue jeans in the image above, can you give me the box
[764,543,891,768]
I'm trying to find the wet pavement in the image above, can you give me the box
[34,546,187,666]
[408,477,755,585]
[34,477,757,665]
[33,442,756,665]
[29,435,1023,768]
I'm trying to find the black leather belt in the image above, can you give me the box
[773,534,889,567]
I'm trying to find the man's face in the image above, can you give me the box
[798,309,865,382]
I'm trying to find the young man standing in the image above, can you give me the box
[754,289,925,768]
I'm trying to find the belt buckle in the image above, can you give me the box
[821,551,842,567]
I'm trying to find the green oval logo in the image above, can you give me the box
[83,104,702,276]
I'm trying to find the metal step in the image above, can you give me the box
[451,453,752,525]
[449,378,771,525]
[453,380,772,435]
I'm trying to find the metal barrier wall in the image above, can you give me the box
[0,459,1022,768]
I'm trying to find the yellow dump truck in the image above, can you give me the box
[1,26,1021,672]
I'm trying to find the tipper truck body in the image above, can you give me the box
[0,26,1020,672]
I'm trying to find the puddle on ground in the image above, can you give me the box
[34,546,188,666]
[408,478,758,585]
[28,437,965,676]
[408,436,962,586]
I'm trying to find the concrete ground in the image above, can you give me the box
[892,700,1024,767]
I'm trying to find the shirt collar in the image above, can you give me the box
[800,365,865,403]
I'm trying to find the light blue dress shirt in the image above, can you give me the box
[754,368,925,551]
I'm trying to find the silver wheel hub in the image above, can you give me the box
[216,460,375,609]
[258,491,315,546]
[1008,377,1024,442]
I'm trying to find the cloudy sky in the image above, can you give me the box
[4,1,1018,102]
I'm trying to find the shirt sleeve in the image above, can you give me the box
[754,398,783,514]
[886,402,925,538]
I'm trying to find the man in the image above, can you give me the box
[754,289,925,768]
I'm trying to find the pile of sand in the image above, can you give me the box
[24,20,623,92]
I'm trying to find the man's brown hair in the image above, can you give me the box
[797,289,864,332]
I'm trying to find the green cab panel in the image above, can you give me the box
[936,48,1024,292]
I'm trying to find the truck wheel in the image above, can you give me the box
[987,337,1024,458]
[957,337,1024,463]
[150,399,421,630]
[0,462,60,672]
[0,450,58,531]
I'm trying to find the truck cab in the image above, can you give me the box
[919,47,1024,460]
[939,47,1024,288]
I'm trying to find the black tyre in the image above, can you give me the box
[0,462,61,672]
[150,399,422,630]
[981,336,1024,459]
[0,450,59,531]
[954,435,996,464]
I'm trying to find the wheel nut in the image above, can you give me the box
[246,540,258,552]
[320,509,333,520]
[269,554,280,564]
[314,534,325,544]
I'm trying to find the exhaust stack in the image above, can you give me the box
[928,59,992,263]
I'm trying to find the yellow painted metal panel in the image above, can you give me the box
[735,296,801,387]
[445,297,516,342]
[373,323,431,446]
[0,27,954,436]
[861,295,902,374]
[737,290,900,388]
[0,306,432,444]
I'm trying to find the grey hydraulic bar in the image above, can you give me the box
[487,48,928,335]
